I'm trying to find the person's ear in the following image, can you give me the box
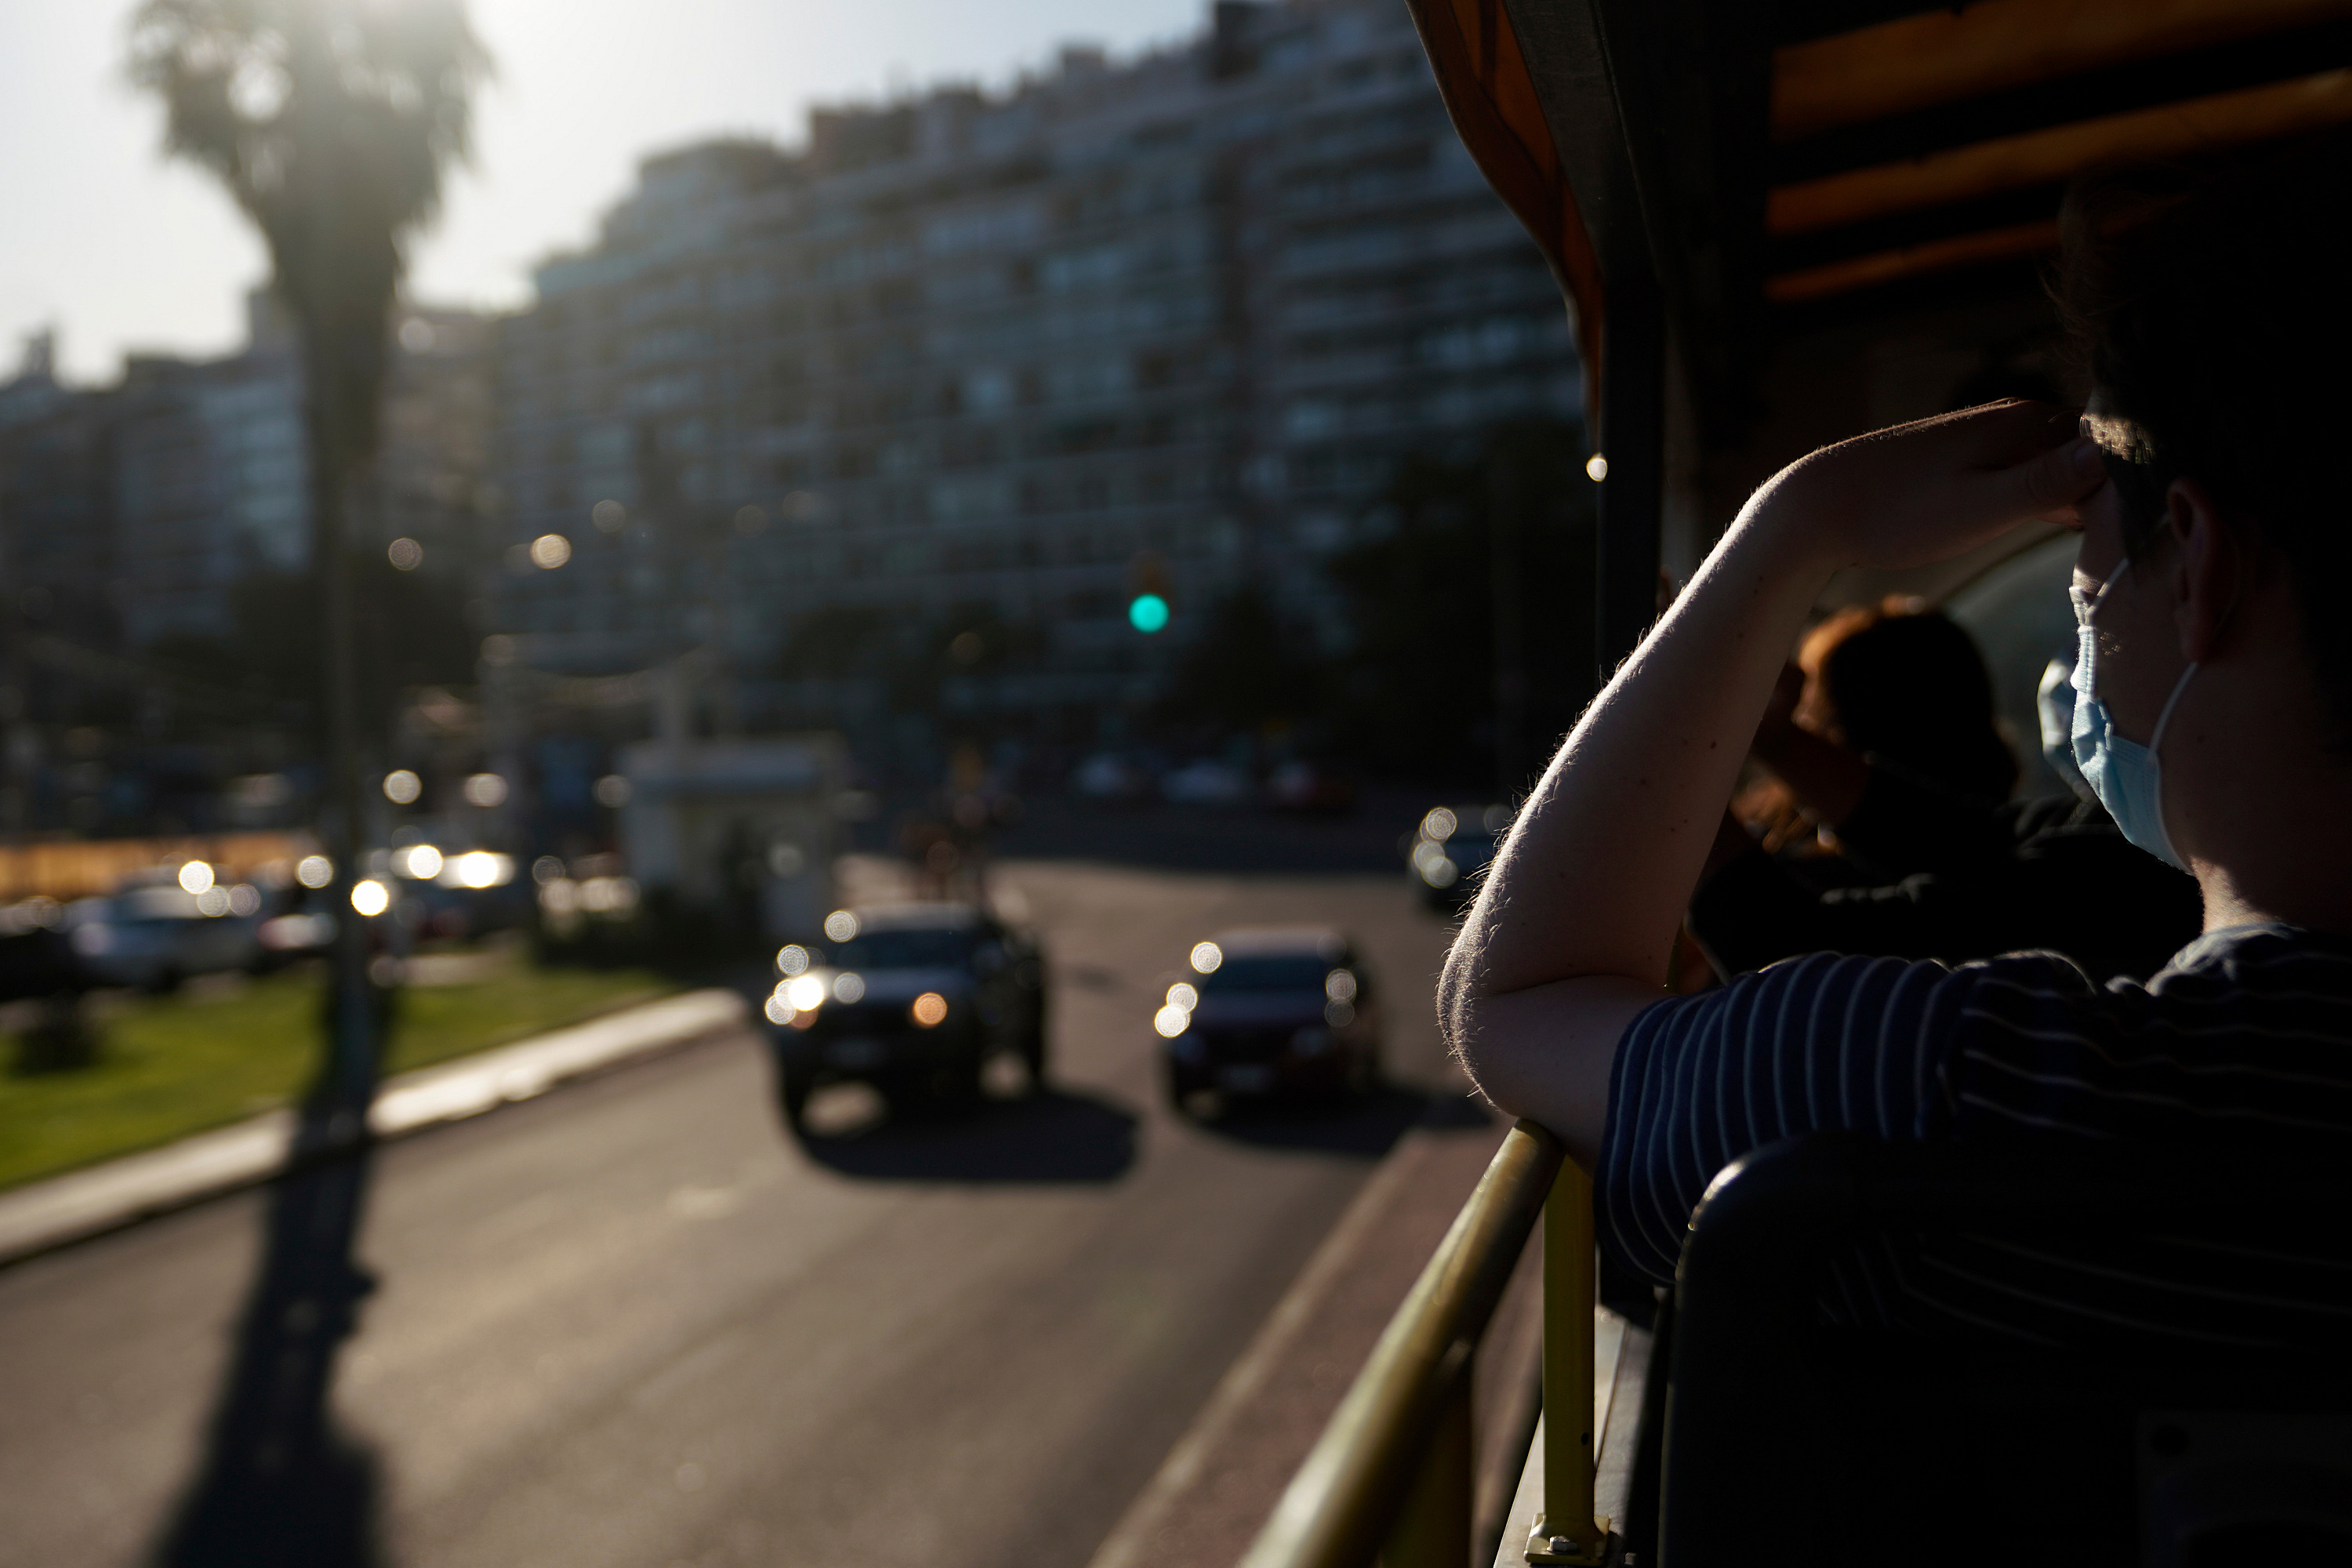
[2167,476,2241,664]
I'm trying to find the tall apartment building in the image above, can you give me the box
[0,298,494,832]
[0,292,496,652]
[489,0,1581,753]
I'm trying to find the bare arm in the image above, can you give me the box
[1440,404,2101,1168]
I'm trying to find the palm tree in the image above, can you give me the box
[131,0,488,1118]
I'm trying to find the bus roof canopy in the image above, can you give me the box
[1410,0,2352,430]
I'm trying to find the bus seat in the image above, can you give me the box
[1656,1134,2352,1568]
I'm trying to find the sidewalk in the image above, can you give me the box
[0,986,750,1268]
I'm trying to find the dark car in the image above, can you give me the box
[765,902,1047,1131]
[1157,927,1379,1107]
[1263,760,1359,816]
[1405,804,1511,912]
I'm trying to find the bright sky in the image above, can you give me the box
[0,0,1203,387]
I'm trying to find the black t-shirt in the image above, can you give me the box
[1692,768,2201,983]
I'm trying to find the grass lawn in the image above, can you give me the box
[0,953,674,1192]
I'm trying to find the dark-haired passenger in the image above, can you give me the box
[1690,597,2200,983]
[1442,140,2352,1343]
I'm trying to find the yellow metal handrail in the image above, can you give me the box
[1240,1118,1605,1568]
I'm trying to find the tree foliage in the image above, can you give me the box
[1323,419,1597,788]
[130,0,488,474]
[145,554,477,742]
[1159,588,1330,739]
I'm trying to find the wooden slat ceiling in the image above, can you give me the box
[1763,0,2352,304]
[1406,0,2352,436]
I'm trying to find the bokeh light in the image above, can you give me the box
[529,534,573,569]
[1154,1004,1191,1038]
[786,974,826,1011]
[831,971,866,1004]
[176,860,214,895]
[383,768,422,804]
[593,774,631,808]
[1325,968,1358,1002]
[776,944,811,976]
[1420,807,1457,841]
[397,844,444,880]
[387,537,423,570]
[823,909,859,942]
[463,772,508,808]
[296,854,334,889]
[1189,941,1222,974]
[350,879,390,917]
[592,499,628,533]
[227,884,260,916]
[452,851,513,889]
[1585,453,1610,481]
[195,886,230,916]
[909,992,949,1027]
[1128,593,1171,633]
[1166,981,1198,1011]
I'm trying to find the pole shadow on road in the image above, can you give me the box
[789,1084,1141,1183]
[151,1103,386,1568]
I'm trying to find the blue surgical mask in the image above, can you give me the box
[2068,558,2198,870]
[2037,655,2095,804]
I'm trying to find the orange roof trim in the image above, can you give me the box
[1403,0,1606,385]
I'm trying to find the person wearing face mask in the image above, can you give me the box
[1437,133,2352,1346]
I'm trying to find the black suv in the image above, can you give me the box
[1156,927,1379,1107]
[767,902,1047,1131]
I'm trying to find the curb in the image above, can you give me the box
[0,986,750,1270]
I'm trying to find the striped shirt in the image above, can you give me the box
[1599,924,2352,1345]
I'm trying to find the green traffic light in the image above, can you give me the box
[1128,593,1171,633]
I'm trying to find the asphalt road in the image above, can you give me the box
[0,858,1465,1568]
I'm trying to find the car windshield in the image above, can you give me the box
[831,929,972,970]
[1203,955,1334,993]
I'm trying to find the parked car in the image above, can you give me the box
[1264,760,1358,816]
[256,891,338,964]
[1406,804,1511,912]
[1069,751,1156,802]
[67,884,264,991]
[765,902,1048,1131]
[395,845,533,940]
[1160,757,1250,807]
[1156,926,1379,1107]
